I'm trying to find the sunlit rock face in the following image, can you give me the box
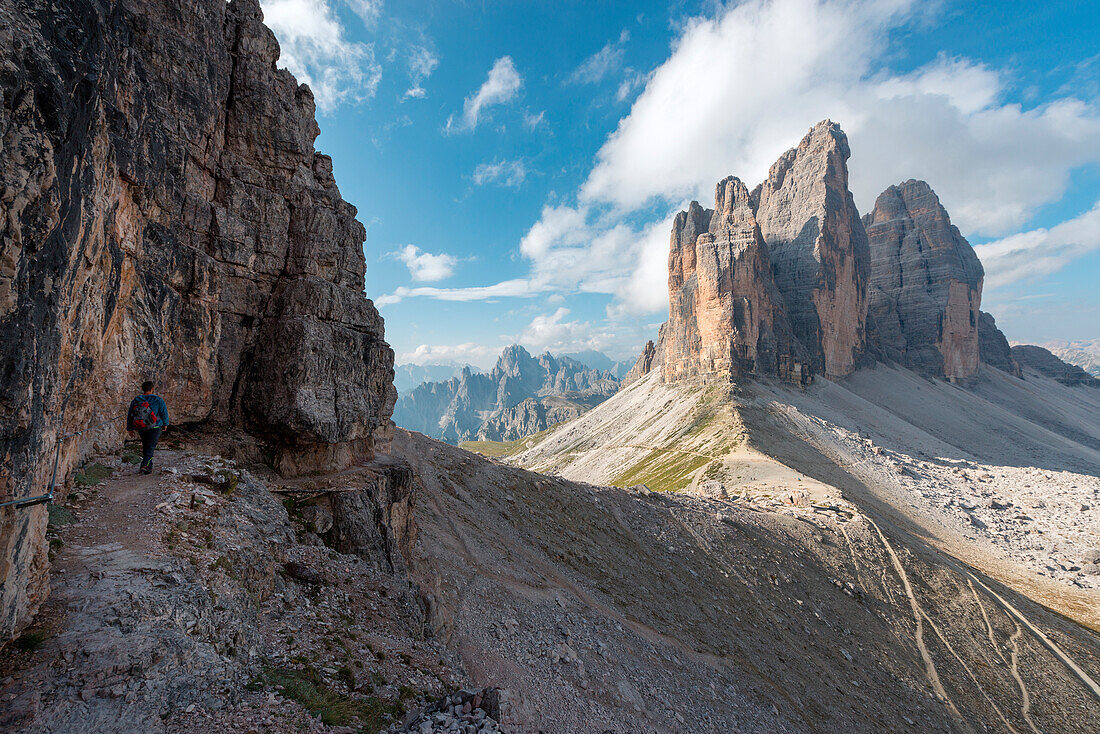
[753,120,871,380]
[661,177,809,383]
[0,0,395,641]
[864,180,984,380]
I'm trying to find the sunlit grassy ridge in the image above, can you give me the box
[459,424,557,458]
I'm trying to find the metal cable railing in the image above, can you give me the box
[0,414,126,510]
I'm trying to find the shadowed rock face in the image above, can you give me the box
[1011,345,1100,387]
[622,340,657,385]
[662,177,809,383]
[978,311,1021,376]
[864,180,984,380]
[754,121,870,379]
[0,0,394,640]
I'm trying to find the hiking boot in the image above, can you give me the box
[141,464,153,475]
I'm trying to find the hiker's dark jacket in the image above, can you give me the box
[126,394,170,430]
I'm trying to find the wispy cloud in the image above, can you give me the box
[403,43,438,99]
[472,159,527,188]
[976,201,1100,288]
[568,31,629,85]
[446,56,523,133]
[375,278,538,307]
[344,0,382,26]
[262,0,382,113]
[393,245,458,282]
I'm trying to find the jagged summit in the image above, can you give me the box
[629,122,1037,390]
[392,344,619,443]
[755,120,871,379]
[865,179,984,380]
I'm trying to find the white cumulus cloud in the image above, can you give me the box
[394,245,458,282]
[399,343,501,371]
[447,56,523,132]
[262,0,382,113]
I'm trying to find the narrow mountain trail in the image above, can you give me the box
[867,518,967,728]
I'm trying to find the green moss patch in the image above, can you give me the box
[74,462,113,487]
[47,504,77,528]
[460,425,557,458]
[256,663,407,728]
[612,448,712,493]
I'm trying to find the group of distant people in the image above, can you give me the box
[126,380,170,474]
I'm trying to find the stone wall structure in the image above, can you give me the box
[0,0,394,641]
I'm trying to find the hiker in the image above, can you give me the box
[127,380,170,474]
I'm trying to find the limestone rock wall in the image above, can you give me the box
[0,0,394,641]
[622,340,657,386]
[661,177,809,383]
[754,121,870,379]
[977,312,1020,376]
[864,180,984,380]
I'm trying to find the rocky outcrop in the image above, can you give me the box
[0,0,393,642]
[476,397,585,442]
[393,346,619,443]
[864,180,984,380]
[754,121,870,379]
[1011,345,1099,387]
[622,340,657,385]
[661,178,809,383]
[978,311,1020,376]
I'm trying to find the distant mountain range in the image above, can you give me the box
[393,361,472,394]
[1039,341,1100,378]
[392,345,621,443]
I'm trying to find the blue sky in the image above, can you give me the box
[260,0,1100,369]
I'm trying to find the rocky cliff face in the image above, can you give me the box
[393,345,619,443]
[978,311,1021,376]
[0,0,394,641]
[662,178,809,383]
[622,340,657,386]
[864,180,984,380]
[1011,345,1100,387]
[754,121,870,379]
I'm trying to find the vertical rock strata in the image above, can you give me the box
[977,312,1020,376]
[661,178,808,383]
[0,0,394,640]
[864,180,984,380]
[754,121,870,379]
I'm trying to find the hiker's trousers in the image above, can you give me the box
[140,427,162,471]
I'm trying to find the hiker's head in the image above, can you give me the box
[141,380,155,394]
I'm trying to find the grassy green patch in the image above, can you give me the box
[74,462,113,487]
[15,628,48,652]
[120,449,142,465]
[612,448,712,493]
[460,425,557,458]
[258,663,406,728]
[47,504,77,528]
[214,469,239,495]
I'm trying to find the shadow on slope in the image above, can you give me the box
[397,430,1100,733]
